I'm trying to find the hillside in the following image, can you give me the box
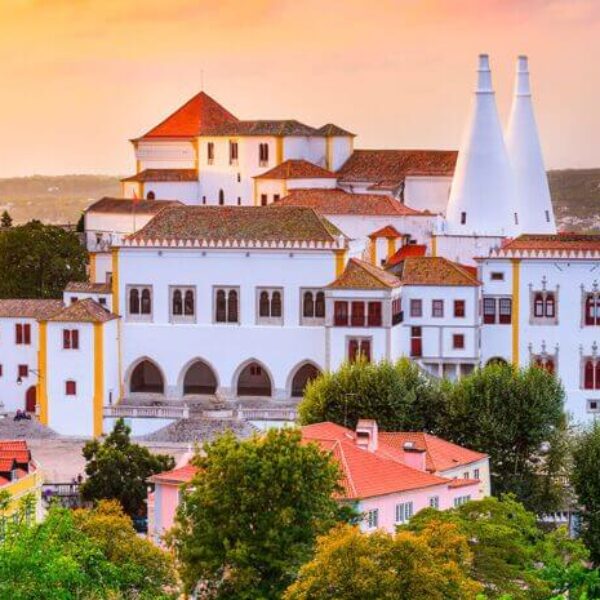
[0,171,598,230]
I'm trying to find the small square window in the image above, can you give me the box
[587,399,600,413]
[490,272,504,281]
[18,365,28,378]
[453,334,465,349]
[65,380,77,396]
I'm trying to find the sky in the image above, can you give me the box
[0,0,599,176]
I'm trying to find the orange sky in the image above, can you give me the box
[0,0,599,176]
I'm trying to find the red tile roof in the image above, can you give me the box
[328,258,401,290]
[0,300,64,320]
[0,441,28,451]
[203,119,320,137]
[273,189,425,216]
[378,432,487,473]
[386,244,427,266]
[448,478,481,489]
[0,459,16,473]
[139,91,238,139]
[254,160,336,180]
[336,149,457,188]
[121,169,198,183]
[48,298,118,323]
[315,123,355,137]
[150,463,199,485]
[0,450,30,464]
[395,257,480,287]
[501,233,600,252]
[86,198,182,215]
[65,282,112,294]
[368,225,403,239]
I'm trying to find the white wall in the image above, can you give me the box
[403,176,452,215]
[136,141,196,170]
[329,137,353,172]
[143,182,199,204]
[433,234,504,266]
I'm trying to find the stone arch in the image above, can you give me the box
[234,359,273,397]
[288,361,322,398]
[127,357,165,394]
[180,359,219,395]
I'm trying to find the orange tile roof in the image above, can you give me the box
[203,119,320,137]
[0,450,31,464]
[128,205,344,244]
[48,298,118,323]
[448,478,481,489]
[328,258,401,290]
[0,459,16,473]
[0,441,28,451]
[397,257,480,287]
[274,189,425,216]
[254,159,336,180]
[368,225,403,239]
[86,198,182,215]
[139,91,238,139]
[336,149,457,187]
[65,282,112,294]
[121,169,198,183]
[315,123,355,137]
[378,432,487,473]
[501,233,600,252]
[386,244,427,266]
[302,422,448,500]
[0,299,64,320]
[150,463,199,485]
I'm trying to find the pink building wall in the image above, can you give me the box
[151,482,181,545]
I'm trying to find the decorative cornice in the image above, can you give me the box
[490,248,600,260]
[118,237,346,251]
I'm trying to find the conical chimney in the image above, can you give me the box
[446,54,519,237]
[505,55,556,234]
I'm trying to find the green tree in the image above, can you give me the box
[81,418,174,517]
[170,428,343,599]
[572,421,600,565]
[298,358,443,431]
[284,522,481,600]
[439,363,567,513]
[0,220,87,299]
[0,210,12,228]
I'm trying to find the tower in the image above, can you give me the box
[445,54,519,237]
[505,56,556,234]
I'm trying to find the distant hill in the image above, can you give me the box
[0,171,598,230]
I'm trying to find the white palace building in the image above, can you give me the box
[0,54,598,437]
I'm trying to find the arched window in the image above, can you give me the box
[227,290,238,322]
[146,191,156,200]
[184,290,194,316]
[534,293,544,318]
[271,291,282,318]
[585,360,594,389]
[259,291,270,317]
[129,288,140,314]
[216,289,226,322]
[183,360,217,395]
[219,189,225,205]
[586,295,595,326]
[237,361,271,396]
[291,364,321,397]
[130,360,164,394]
[141,289,152,314]
[303,291,314,318]
[545,293,555,318]
[172,289,183,316]
[545,359,555,375]
[315,292,325,318]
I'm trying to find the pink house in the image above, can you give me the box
[147,420,490,542]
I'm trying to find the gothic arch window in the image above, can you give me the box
[583,357,600,390]
[237,361,272,397]
[530,287,559,324]
[214,287,239,323]
[130,360,164,394]
[127,286,152,321]
[303,291,314,318]
[256,288,283,325]
[291,363,321,397]
[141,289,152,315]
[584,291,600,326]
[170,287,196,322]
[183,360,217,395]
[172,289,183,316]
[129,288,140,315]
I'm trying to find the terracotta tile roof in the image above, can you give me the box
[0,299,64,320]
[254,160,336,180]
[150,463,198,484]
[139,91,238,139]
[121,169,198,183]
[0,441,28,451]
[336,149,457,187]
[48,298,118,323]
[397,257,480,287]
[315,123,355,137]
[273,189,425,216]
[448,478,481,489]
[0,459,16,473]
[202,119,319,137]
[369,225,403,239]
[86,197,182,215]
[301,422,448,500]
[0,450,30,464]
[128,205,344,244]
[328,258,401,290]
[386,244,427,266]
[501,233,600,252]
[65,282,112,294]
[378,432,487,473]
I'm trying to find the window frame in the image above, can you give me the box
[229,140,239,166]
[169,286,196,324]
[65,380,77,396]
[213,286,240,324]
[395,501,414,524]
[207,142,215,165]
[256,287,284,326]
[300,288,326,326]
[453,299,465,318]
[432,299,444,318]
[452,333,465,350]
[365,508,379,530]
[126,285,153,322]
[409,299,422,318]
[348,337,372,363]
[62,329,80,350]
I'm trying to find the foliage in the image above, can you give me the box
[406,495,597,599]
[81,418,174,517]
[170,428,343,599]
[0,210,12,228]
[439,363,568,513]
[284,522,482,600]
[298,358,444,431]
[0,220,87,298]
[0,497,178,599]
[76,212,85,232]
[572,421,600,565]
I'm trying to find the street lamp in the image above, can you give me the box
[16,369,41,386]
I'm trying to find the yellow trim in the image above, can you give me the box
[117,319,124,402]
[93,323,104,437]
[511,259,520,366]
[276,138,284,164]
[386,238,395,260]
[89,253,97,283]
[193,138,200,171]
[334,249,347,276]
[138,182,144,199]
[282,180,288,198]
[136,160,141,174]
[369,242,377,265]
[431,235,437,257]
[2,470,43,517]
[253,179,258,206]
[325,137,332,170]
[111,248,119,315]
[37,322,48,426]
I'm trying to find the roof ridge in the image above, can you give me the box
[335,440,358,498]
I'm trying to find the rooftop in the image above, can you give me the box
[150,463,199,485]
[202,119,320,137]
[315,123,355,137]
[273,188,425,216]
[121,169,198,183]
[254,159,336,180]
[386,244,427,266]
[368,225,403,239]
[501,233,600,252]
[0,299,64,320]
[48,298,118,323]
[86,197,182,215]
[395,256,480,287]
[65,282,112,294]
[328,258,401,290]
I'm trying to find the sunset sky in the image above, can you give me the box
[0,0,599,176]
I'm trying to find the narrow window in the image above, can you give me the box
[184,290,194,316]
[315,292,325,318]
[432,299,444,318]
[216,289,226,322]
[273,194,280,203]
[545,210,550,223]
[202,196,207,205]
[172,289,183,316]
[498,298,512,324]
[483,297,496,324]
[141,289,152,315]
[260,194,268,206]
[259,291,270,317]
[545,293,555,318]
[595,361,600,390]
[15,324,23,345]
[129,288,140,314]
[359,339,371,362]
[351,302,365,327]
[454,300,465,318]
[410,326,422,357]
[410,299,422,318]
[533,293,544,318]
[229,141,238,165]
[218,189,225,205]
[65,380,77,396]
[227,290,238,323]
[367,302,382,327]
[23,324,31,345]
[271,291,282,318]
[237,197,241,206]
[514,212,519,225]
[585,360,594,389]
[303,291,314,318]
[207,142,214,164]
[348,339,359,362]
[460,211,467,225]
[72,330,79,349]
[334,301,348,326]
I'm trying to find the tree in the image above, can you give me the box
[170,428,343,599]
[0,210,12,228]
[572,421,600,565]
[81,418,175,517]
[439,363,568,513]
[284,522,481,600]
[298,358,444,432]
[0,220,87,299]
[405,495,597,599]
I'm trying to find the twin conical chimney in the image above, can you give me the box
[505,56,556,234]
[446,55,520,237]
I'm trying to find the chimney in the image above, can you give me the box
[505,55,556,234]
[445,54,519,237]
[355,419,378,452]
[402,441,427,472]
